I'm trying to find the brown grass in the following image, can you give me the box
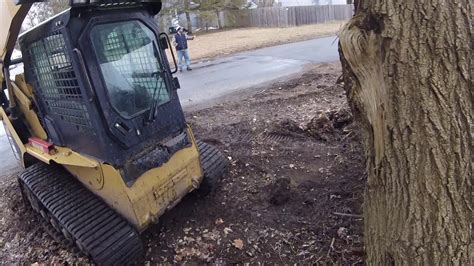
[167,22,345,62]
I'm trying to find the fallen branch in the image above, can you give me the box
[341,131,354,141]
[326,237,335,257]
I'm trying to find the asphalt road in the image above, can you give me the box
[0,36,339,172]
[0,124,21,176]
[177,36,339,109]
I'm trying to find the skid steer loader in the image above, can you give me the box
[0,0,229,264]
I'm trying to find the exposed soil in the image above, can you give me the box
[0,63,366,264]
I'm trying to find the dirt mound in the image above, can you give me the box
[306,112,335,141]
[328,108,353,129]
[306,107,353,141]
[270,119,305,138]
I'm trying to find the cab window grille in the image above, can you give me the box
[28,31,92,131]
[91,21,171,118]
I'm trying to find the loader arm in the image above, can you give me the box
[0,1,33,83]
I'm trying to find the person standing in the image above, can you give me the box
[174,26,194,72]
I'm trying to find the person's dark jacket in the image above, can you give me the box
[175,33,188,51]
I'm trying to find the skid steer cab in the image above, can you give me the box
[0,0,228,264]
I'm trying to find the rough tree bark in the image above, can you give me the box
[184,0,193,33]
[216,9,223,29]
[339,0,472,264]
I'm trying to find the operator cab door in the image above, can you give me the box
[79,13,185,149]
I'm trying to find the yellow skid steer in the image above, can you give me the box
[0,0,228,264]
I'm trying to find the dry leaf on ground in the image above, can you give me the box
[233,239,244,250]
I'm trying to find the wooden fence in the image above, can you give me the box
[221,5,353,28]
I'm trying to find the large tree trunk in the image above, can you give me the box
[216,10,223,29]
[185,12,192,32]
[339,0,472,264]
[184,0,192,33]
[158,14,167,33]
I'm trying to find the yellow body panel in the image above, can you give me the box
[66,127,204,231]
[26,144,99,168]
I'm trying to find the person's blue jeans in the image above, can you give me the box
[177,49,191,71]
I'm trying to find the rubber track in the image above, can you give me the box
[197,141,229,185]
[19,163,143,265]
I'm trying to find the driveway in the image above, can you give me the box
[0,36,339,172]
[177,35,339,109]
[0,124,21,176]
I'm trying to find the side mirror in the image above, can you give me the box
[159,36,169,50]
[159,32,178,74]
[173,77,180,90]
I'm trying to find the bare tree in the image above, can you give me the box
[183,0,193,32]
[255,0,276,7]
[23,0,68,30]
[339,0,472,264]
[156,0,181,32]
[195,0,246,30]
